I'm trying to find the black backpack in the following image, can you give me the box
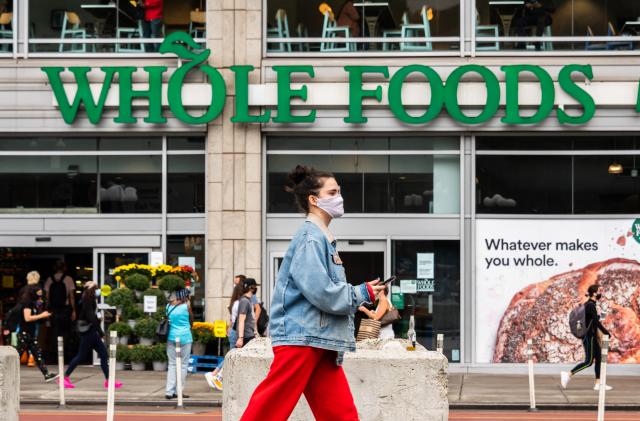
[3,304,23,333]
[48,276,68,309]
[257,302,269,336]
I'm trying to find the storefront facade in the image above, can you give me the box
[1,0,640,368]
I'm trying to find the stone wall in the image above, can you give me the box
[223,339,449,421]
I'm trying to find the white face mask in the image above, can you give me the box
[316,194,344,219]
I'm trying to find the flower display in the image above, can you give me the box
[192,322,216,344]
[112,263,198,286]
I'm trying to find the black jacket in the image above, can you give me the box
[585,300,609,336]
[79,295,104,336]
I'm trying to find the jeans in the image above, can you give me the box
[166,340,191,395]
[142,18,163,52]
[65,329,109,379]
[16,331,49,378]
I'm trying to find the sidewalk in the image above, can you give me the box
[20,366,640,409]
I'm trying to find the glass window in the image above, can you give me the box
[0,156,98,213]
[99,137,161,151]
[268,154,460,213]
[168,136,206,150]
[265,0,460,53]
[267,136,458,151]
[168,154,205,213]
[574,155,640,214]
[391,240,460,362]
[475,1,640,52]
[477,136,640,151]
[167,235,205,321]
[99,155,161,213]
[0,137,98,151]
[476,156,573,214]
[28,0,207,53]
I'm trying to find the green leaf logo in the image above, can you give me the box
[633,219,640,245]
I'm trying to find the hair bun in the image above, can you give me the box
[285,165,311,192]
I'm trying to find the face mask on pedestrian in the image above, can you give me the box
[315,194,344,219]
[95,289,101,298]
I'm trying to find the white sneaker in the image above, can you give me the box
[594,384,613,391]
[560,371,571,389]
[205,372,216,389]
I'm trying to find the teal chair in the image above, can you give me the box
[585,25,607,51]
[267,9,292,52]
[476,25,500,51]
[526,25,553,51]
[400,6,432,51]
[320,8,354,52]
[59,11,94,53]
[296,23,310,52]
[382,12,408,51]
[0,12,12,52]
[116,20,145,52]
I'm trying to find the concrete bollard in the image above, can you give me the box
[597,335,610,421]
[57,336,65,408]
[223,338,448,421]
[106,331,117,421]
[0,346,20,421]
[526,339,538,412]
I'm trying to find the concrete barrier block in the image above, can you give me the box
[0,346,20,421]
[223,338,448,421]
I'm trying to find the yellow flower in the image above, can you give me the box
[115,275,121,281]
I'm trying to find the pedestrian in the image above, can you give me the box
[44,260,76,359]
[240,165,383,421]
[234,278,258,349]
[15,285,57,382]
[234,274,262,334]
[165,288,193,400]
[561,284,613,391]
[204,283,244,391]
[62,281,123,390]
[358,286,395,339]
[141,0,164,52]
[17,271,42,367]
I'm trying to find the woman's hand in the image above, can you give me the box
[367,279,386,297]
[358,305,368,313]
[235,338,244,348]
[40,311,51,319]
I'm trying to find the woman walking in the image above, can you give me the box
[240,165,383,421]
[165,288,193,400]
[16,285,57,382]
[63,281,122,389]
[205,283,245,391]
[358,286,395,339]
[561,284,613,391]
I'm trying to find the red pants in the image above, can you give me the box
[240,346,359,421]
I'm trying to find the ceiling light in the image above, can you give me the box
[608,161,623,174]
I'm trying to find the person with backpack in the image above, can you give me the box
[165,288,193,400]
[61,281,123,390]
[44,260,76,358]
[240,166,382,421]
[15,285,57,382]
[561,284,612,391]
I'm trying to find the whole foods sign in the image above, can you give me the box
[42,32,632,126]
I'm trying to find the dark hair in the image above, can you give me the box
[53,259,66,273]
[82,284,98,304]
[235,274,247,283]
[284,165,334,214]
[19,285,41,306]
[587,284,600,296]
[228,284,244,314]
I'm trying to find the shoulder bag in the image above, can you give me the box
[156,304,179,342]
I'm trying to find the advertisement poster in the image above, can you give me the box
[476,219,640,364]
[417,253,435,279]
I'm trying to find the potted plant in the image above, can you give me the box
[134,317,159,346]
[191,322,214,356]
[109,322,133,345]
[105,288,135,316]
[142,287,167,308]
[124,273,151,299]
[157,275,185,298]
[150,343,168,371]
[123,305,144,328]
[129,345,150,371]
[115,345,130,371]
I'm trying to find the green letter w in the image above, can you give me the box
[42,66,117,124]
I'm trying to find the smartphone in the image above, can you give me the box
[380,276,396,285]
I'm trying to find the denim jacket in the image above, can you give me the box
[269,219,374,361]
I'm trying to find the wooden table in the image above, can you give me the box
[81,2,136,37]
[353,2,395,49]
[488,0,524,35]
